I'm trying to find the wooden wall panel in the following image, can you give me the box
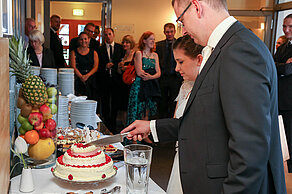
[0,38,10,194]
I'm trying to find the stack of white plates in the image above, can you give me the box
[58,71,74,96]
[31,66,40,76]
[70,100,97,129]
[57,96,69,128]
[58,68,74,73]
[40,68,57,85]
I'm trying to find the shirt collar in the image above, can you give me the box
[106,42,115,47]
[207,16,237,49]
[50,27,57,34]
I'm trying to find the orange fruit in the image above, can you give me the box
[24,130,39,145]
[19,135,25,139]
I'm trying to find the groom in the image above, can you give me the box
[122,0,286,193]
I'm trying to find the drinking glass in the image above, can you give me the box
[124,144,153,194]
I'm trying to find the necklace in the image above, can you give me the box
[143,51,151,58]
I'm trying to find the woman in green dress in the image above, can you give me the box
[127,31,161,144]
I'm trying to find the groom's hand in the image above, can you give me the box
[121,120,151,141]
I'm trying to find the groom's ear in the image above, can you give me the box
[192,0,202,18]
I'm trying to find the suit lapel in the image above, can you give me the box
[184,21,244,113]
[163,40,168,65]
[102,44,110,62]
[113,44,118,61]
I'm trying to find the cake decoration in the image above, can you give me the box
[53,143,116,181]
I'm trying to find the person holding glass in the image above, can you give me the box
[117,35,136,128]
[69,32,99,99]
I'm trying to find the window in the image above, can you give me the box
[278,0,292,3]
[2,0,13,35]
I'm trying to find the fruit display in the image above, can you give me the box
[15,85,58,161]
[9,37,58,164]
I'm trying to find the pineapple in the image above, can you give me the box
[9,36,48,106]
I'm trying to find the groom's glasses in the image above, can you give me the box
[176,2,192,25]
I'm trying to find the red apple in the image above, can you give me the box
[28,112,43,127]
[50,128,56,138]
[39,128,51,138]
[45,119,56,131]
[40,104,51,116]
[34,122,44,131]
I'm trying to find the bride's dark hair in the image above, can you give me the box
[173,35,203,59]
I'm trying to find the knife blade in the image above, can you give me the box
[85,132,130,146]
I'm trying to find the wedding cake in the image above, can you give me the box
[53,143,116,181]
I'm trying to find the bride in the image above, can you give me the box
[167,35,203,194]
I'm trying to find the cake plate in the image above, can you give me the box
[51,168,117,185]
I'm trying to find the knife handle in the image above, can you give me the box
[121,132,130,138]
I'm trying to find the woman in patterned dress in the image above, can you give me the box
[126,31,161,144]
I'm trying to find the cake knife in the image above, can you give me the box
[85,132,130,146]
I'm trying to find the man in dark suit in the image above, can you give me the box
[50,15,67,68]
[69,23,99,52]
[156,23,182,118]
[122,0,286,193]
[92,25,100,41]
[97,28,125,134]
[274,14,292,173]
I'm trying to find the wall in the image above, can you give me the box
[227,0,273,10]
[50,0,179,44]
[35,0,44,33]
[0,38,10,194]
[50,2,102,20]
[112,0,180,44]
[49,0,274,44]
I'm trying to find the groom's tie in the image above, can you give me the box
[200,45,213,74]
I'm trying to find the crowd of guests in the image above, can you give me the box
[24,16,182,137]
[25,13,292,169]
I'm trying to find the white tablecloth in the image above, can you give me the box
[9,164,166,194]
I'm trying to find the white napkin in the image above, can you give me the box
[67,94,87,102]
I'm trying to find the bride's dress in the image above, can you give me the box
[166,81,194,194]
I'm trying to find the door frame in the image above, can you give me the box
[32,0,112,48]
[229,10,274,51]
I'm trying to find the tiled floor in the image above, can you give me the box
[150,142,292,193]
[150,142,176,191]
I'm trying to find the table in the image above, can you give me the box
[9,163,166,194]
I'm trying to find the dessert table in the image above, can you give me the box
[9,162,166,194]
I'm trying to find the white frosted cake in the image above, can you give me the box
[53,143,116,181]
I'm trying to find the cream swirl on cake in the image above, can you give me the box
[53,143,117,181]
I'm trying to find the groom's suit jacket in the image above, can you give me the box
[156,22,286,194]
